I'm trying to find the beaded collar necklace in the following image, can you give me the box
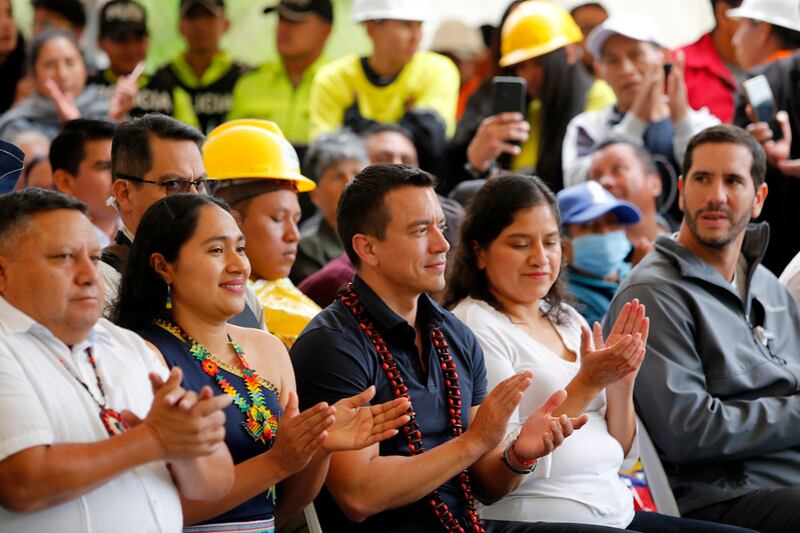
[337,283,483,533]
[155,319,279,446]
[57,347,127,437]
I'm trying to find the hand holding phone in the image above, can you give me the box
[743,75,783,141]
[491,76,527,116]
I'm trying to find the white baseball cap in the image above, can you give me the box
[586,11,664,59]
[727,0,800,32]
[351,0,433,23]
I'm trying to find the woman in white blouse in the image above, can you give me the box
[445,175,754,533]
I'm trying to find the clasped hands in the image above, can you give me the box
[631,51,688,124]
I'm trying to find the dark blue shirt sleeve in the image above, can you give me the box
[461,321,487,406]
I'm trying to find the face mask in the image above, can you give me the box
[571,230,631,279]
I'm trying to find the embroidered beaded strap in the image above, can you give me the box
[337,283,483,533]
[154,319,279,446]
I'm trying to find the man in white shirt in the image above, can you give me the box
[0,188,234,532]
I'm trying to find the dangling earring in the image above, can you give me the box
[165,284,173,310]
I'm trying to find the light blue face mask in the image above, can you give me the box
[571,230,632,279]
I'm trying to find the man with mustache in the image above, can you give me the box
[605,124,800,532]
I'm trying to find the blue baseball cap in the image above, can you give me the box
[0,140,24,195]
[557,181,641,225]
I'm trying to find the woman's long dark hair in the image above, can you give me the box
[443,174,569,325]
[111,193,232,332]
[0,30,25,114]
[535,47,593,192]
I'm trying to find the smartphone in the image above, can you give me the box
[743,74,783,141]
[491,76,527,116]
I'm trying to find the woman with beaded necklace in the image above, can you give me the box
[112,193,410,533]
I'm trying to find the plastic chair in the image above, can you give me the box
[304,503,323,533]
[637,416,680,517]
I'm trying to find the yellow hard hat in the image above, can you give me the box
[499,1,583,68]
[203,119,316,192]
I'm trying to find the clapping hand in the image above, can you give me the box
[467,372,533,454]
[512,389,588,462]
[666,50,689,123]
[323,386,411,451]
[576,300,648,390]
[141,367,232,460]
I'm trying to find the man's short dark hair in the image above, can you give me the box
[337,164,437,267]
[682,124,767,189]
[772,24,800,50]
[50,119,116,175]
[594,138,658,174]
[360,122,415,143]
[0,188,87,254]
[710,0,743,20]
[112,113,205,182]
[32,0,87,28]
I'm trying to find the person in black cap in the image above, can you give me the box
[228,0,333,154]
[88,0,173,119]
[147,0,248,134]
[32,0,86,38]
[93,0,148,83]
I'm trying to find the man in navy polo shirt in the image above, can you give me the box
[291,164,607,533]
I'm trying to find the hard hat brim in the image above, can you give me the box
[499,35,577,67]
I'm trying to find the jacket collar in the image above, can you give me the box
[654,222,769,290]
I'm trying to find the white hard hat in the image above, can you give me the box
[351,0,433,23]
[586,11,664,59]
[430,20,485,59]
[727,0,800,32]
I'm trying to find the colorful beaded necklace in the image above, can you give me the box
[57,348,127,437]
[337,283,483,533]
[155,319,279,446]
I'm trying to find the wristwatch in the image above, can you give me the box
[464,160,497,180]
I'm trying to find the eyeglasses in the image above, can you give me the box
[116,173,214,195]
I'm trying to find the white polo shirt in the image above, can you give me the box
[0,298,181,532]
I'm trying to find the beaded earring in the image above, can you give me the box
[165,284,173,310]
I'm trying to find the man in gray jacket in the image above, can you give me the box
[605,124,800,532]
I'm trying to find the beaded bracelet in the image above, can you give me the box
[502,440,538,474]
